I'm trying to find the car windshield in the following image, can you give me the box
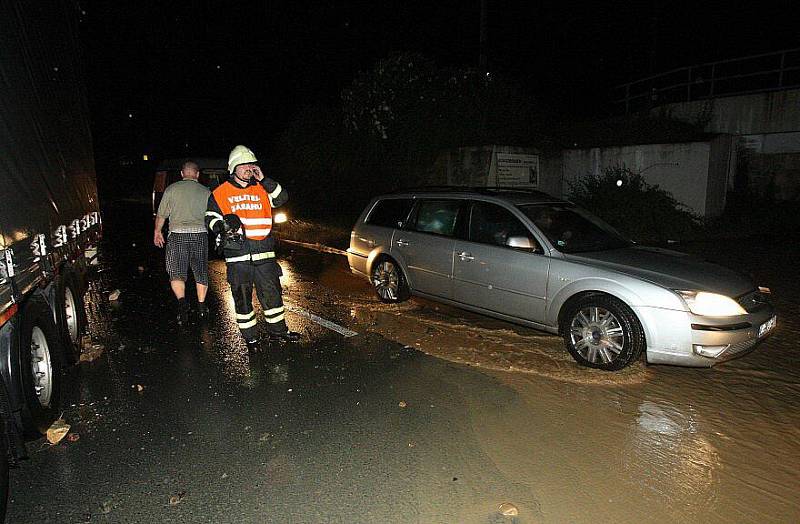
[517,203,632,253]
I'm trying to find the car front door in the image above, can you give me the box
[453,201,549,322]
[392,198,464,299]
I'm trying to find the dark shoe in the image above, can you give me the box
[177,298,189,325]
[269,331,301,343]
[197,302,208,319]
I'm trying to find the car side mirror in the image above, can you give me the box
[506,236,538,252]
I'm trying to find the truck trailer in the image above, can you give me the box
[0,0,101,516]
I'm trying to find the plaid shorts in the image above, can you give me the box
[165,232,209,285]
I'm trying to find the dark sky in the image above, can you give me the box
[82,0,797,161]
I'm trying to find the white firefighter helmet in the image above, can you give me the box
[228,145,258,174]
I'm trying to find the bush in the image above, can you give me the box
[568,165,699,244]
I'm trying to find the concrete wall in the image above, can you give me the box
[562,142,712,216]
[652,88,800,135]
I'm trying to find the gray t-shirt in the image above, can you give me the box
[156,179,211,233]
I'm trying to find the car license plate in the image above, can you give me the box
[758,316,777,338]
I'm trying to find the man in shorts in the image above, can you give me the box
[154,160,211,324]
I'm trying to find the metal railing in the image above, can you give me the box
[614,47,800,113]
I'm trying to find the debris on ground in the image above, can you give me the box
[100,500,113,514]
[498,503,519,516]
[80,344,105,363]
[67,433,80,443]
[137,266,145,273]
[109,289,121,301]
[258,432,272,442]
[46,419,71,445]
[168,491,186,506]
[398,401,407,408]
[133,384,144,392]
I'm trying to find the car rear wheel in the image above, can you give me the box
[371,258,410,303]
[561,294,645,371]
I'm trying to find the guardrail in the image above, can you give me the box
[614,48,800,113]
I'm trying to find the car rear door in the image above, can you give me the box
[392,198,465,299]
[452,201,549,322]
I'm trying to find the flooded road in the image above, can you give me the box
[6,205,800,523]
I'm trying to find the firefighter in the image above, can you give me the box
[205,145,300,345]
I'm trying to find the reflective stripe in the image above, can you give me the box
[264,313,285,324]
[263,306,284,317]
[205,211,223,219]
[208,218,222,230]
[225,251,276,263]
[236,311,255,320]
[237,318,258,329]
[240,217,272,226]
[244,228,271,237]
[269,184,282,200]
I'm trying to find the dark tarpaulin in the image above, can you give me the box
[0,0,98,260]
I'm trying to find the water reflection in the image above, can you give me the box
[623,400,720,514]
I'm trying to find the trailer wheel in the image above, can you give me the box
[56,271,86,363]
[17,298,64,436]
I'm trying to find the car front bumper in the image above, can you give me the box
[641,304,777,367]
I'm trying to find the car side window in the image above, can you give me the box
[469,201,538,250]
[366,198,414,228]
[411,199,462,237]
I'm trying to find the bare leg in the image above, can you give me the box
[170,279,186,300]
[196,283,208,303]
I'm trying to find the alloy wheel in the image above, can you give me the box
[569,306,625,365]
[373,261,399,301]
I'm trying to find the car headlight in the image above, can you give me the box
[273,212,288,224]
[675,290,747,316]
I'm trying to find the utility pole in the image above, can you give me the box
[479,0,487,70]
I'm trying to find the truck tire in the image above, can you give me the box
[17,298,64,436]
[55,271,86,363]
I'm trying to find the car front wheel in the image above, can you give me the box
[562,294,645,371]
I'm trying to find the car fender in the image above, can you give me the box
[364,243,412,288]
[546,272,685,328]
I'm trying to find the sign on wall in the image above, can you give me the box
[496,153,539,187]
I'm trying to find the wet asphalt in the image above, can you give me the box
[6,206,540,524]
[6,203,800,523]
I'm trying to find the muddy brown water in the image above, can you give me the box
[279,235,800,523]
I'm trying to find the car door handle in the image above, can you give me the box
[396,239,410,247]
[458,251,474,261]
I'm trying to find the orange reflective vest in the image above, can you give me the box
[211,182,272,240]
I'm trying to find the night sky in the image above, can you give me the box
[81,0,797,162]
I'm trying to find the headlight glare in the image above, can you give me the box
[676,290,747,316]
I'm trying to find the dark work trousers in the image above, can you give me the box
[226,261,288,339]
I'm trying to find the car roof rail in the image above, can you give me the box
[392,185,553,197]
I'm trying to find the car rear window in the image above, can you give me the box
[366,198,413,228]
[412,199,462,236]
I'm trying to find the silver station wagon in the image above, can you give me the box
[347,188,777,370]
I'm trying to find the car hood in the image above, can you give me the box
[563,246,754,298]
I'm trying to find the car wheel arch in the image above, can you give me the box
[557,291,638,334]
[369,253,412,290]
